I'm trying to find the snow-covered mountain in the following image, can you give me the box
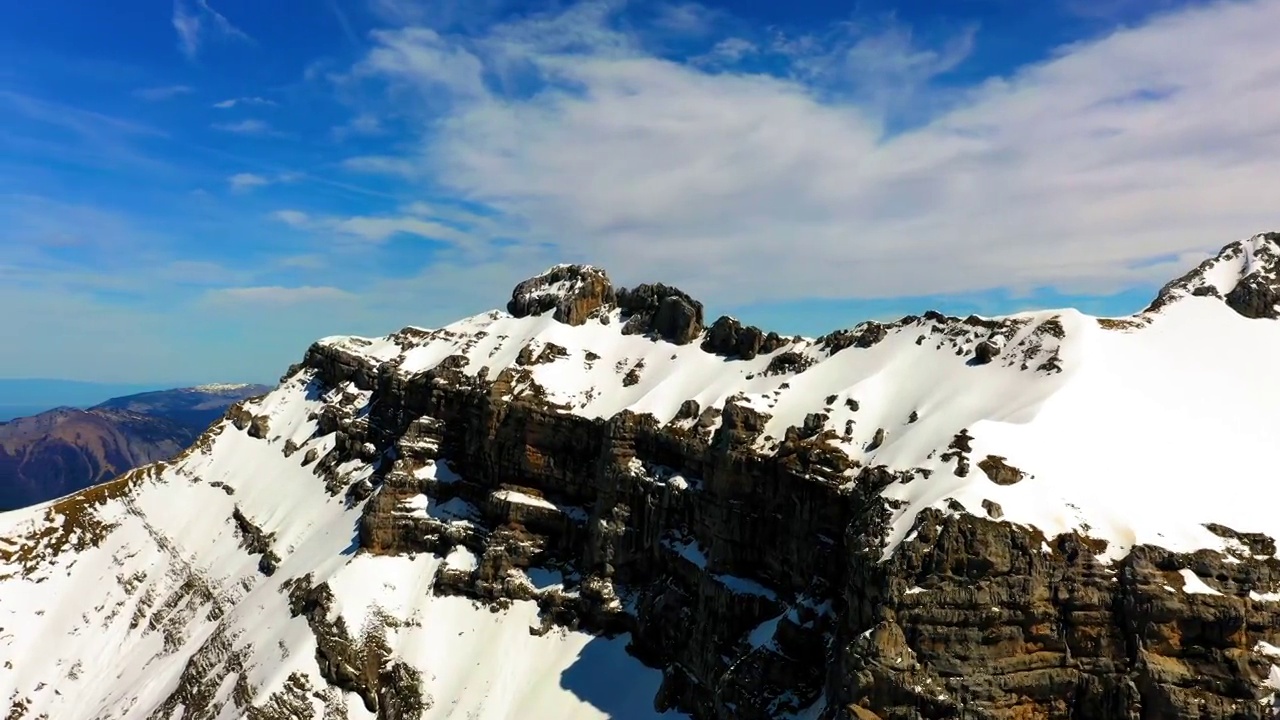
[5,234,1280,720]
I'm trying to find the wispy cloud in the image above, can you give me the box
[133,85,194,101]
[212,96,276,109]
[205,285,354,305]
[340,155,418,176]
[228,172,269,191]
[228,171,299,192]
[211,118,275,135]
[172,0,251,61]
[331,113,384,140]
[272,209,311,227]
[1,90,163,137]
[337,0,1280,306]
[271,207,476,248]
[326,0,361,46]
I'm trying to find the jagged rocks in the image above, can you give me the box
[1225,274,1280,319]
[507,264,616,326]
[230,506,280,575]
[820,322,889,354]
[617,283,705,344]
[283,574,428,719]
[226,401,270,439]
[978,454,1026,485]
[973,335,1006,364]
[701,316,788,360]
[278,271,1280,720]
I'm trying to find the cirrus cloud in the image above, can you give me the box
[342,0,1280,307]
[205,285,355,305]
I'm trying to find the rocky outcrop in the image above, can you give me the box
[290,323,1280,720]
[702,316,789,360]
[834,508,1280,719]
[617,283,706,344]
[284,574,429,718]
[507,264,616,326]
[1147,232,1280,319]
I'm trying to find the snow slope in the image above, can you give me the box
[322,235,1280,563]
[0,374,671,719]
[4,232,1280,718]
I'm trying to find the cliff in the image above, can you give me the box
[4,235,1280,719]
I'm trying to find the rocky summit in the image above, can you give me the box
[5,234,1280,720]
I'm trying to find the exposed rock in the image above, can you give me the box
[701,316,788,360]
[1225,274,1280,319]
[978,454,1026,485]
[973,335,1006,364]
[764,351,815,377]
[230,506,280,575]
[507,264,616,326]
[616,283,705,344]
[287,335,1280,719]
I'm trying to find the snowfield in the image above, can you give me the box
[4,233,1280,718]
[0,375,671,719]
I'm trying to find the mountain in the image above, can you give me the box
[0,379,188,408]
[4,234,1280,719]
[0,384,270,511]
[92,383,275,431]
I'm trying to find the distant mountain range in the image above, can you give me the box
[0,383,269,510]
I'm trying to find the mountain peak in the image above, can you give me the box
[506,264,616,326]
[506,265,709,344]
[1147,231,1280,317]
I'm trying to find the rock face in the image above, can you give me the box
[617,283,706,344]
[702,316,789,360]
[1147,232,1280,319]
[505,265,708,344]
[8,239,1280,720]
[289,308,1280,720]
[507,264,616,325]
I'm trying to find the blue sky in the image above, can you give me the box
[1,0,1276,384]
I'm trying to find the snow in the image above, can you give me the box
[664,538,708,570]
[8,236,1280,717]
[714,573,779,600]
[190,383,254,393]
[299,246,1280,566]
[0,370,676,720]
[747,613,783,648]
[445,546,479,572]
[493,488,558,511]
[1178,569,1222,595]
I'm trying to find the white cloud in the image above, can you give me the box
[272,210,311,227]
[212,96,277,109]
[651,3,722,36]
[228,171,299,192]
[172,0,250,61]
[341,155,419,176]
[228,172,269,191]
[212,118,274,135]
[205,285,354,305]
[354,27,488,100]
[269,207,476,248]
[344,0,1280,306]
[133,85,194,101]
[332,113,384,139]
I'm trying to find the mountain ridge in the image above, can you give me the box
[3,233,1280,719]
[0,384,271,510]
